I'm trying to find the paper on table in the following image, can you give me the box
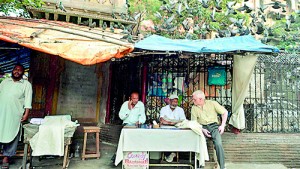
[162,116,184,123]
[159,125,176,129]
[29,118,45,125]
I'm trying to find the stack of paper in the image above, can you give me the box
[30,118,45,125]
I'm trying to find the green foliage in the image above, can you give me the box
[267,13,300,53]
[128,0,162,20]
[127,0,299,52]
[146,0,244,39]
[0,0,43,17]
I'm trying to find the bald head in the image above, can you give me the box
[130,92,139,105]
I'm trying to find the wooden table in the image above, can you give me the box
[115,128,207,168]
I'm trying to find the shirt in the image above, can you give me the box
[191,100,227,125]
[0,77,33,143]
[160,105,186,121]
[119,101,146,125]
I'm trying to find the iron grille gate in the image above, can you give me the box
[244,53,300,133]
[109,54,233,124]
[145,54,232,121]
[109,57,143,124]
[109,53,300,133]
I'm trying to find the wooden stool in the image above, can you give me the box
[81,126,100,160]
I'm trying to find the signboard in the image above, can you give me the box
[123,151,149,169]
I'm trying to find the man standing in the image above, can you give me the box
[191,90,228,169]
[0,64,33,167]
[159,94,186,162]
[119,92,146,125]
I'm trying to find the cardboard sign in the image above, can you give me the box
[123,151,149,169]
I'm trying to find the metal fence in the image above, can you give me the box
[145,54,232,121]
[109,54,233,124]
[109,53,300,133]
[244,53,300,133]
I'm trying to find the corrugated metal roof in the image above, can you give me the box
[0,16,134,66]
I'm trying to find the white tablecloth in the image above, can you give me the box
[115,128,207,166]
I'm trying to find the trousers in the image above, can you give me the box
[0,132,20,157]
[203,123,225,169]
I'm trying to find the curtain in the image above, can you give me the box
[229,54,258,130]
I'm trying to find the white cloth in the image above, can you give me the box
[160,105,186,122]
[230,55,258,129]
[119,101,146,124]
[115,128,204,166]
[176,120,209,166]
[30,116,78,156]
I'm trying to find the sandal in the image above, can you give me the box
[1,162,9,169]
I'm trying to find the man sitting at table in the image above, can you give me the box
[191,90,228,169]
[159,94,186,162]
[119,91,146,126]
[111,92,146,164]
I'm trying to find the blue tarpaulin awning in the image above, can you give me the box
[135,35,279,54]
[0,41,31,74]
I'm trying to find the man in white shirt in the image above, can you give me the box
[159,94,186,162]
[160,94,186,125]
[111,92,146,164]
[119,92,146,126]
[0,64,32,168]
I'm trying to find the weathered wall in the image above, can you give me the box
[42,0,127,14]
[99,62,110,124]
[30,53,107,123]
[56,60,101,122]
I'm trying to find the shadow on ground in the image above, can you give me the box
[6,142,288,169]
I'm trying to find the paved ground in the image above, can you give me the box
[5,142,288,169]
[224,163,288,169]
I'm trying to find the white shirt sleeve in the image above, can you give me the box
[179,108,186,120]
[138,102,146,123]
[159,106,166,118]
[119,101,130,120]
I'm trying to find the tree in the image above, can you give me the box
[128,0,300,52]
[269,10,300,52]
[0,0,43,17]
[128,0,162,21]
